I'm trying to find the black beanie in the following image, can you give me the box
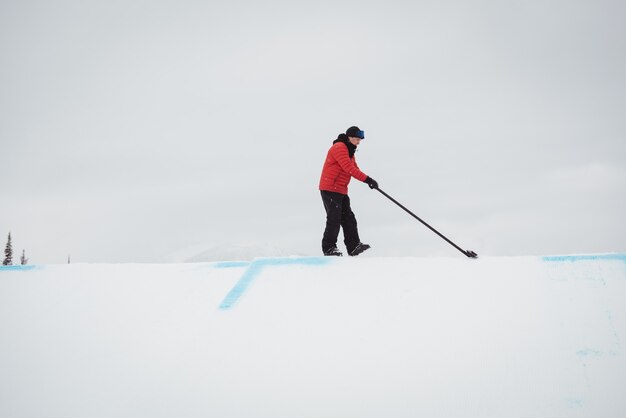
[346,126,364,139]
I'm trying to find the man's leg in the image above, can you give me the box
[321,191,343,254]
[340,194,361,253]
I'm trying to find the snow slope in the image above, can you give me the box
[1,254,625,417]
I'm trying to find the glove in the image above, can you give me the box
[365,176,379,190]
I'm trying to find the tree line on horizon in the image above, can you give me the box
[3,232,71,265]
[3,232,29,266]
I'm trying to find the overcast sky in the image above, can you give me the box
[1,0,625,263]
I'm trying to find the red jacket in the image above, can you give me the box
[319,141,368,195]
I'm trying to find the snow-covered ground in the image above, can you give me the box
[1,254,625,417]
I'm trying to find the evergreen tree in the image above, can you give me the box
[3,232,13,266]
[20,249,28,265]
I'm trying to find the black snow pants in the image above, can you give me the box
[321,190,360,254]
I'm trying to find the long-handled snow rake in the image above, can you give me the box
[376,188,478,258]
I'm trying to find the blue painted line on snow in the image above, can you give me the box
[542,254,626,264]
[213,261,251,268]
[0,265,38,272]
[219,262,266,310]
[576,348,601,357]
[218,257,332,310]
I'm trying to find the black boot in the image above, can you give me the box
[349,243,371,256]
[324,247,343,256]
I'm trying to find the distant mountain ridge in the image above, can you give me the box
[184,244,296,262]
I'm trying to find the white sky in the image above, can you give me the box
[1,0,625,263]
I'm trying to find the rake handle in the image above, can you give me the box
[375,188,477,258]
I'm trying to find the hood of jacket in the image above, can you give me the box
[333,133,357,158]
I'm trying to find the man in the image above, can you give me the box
[319,126,378,256]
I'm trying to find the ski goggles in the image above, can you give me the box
[356,130,365,139]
